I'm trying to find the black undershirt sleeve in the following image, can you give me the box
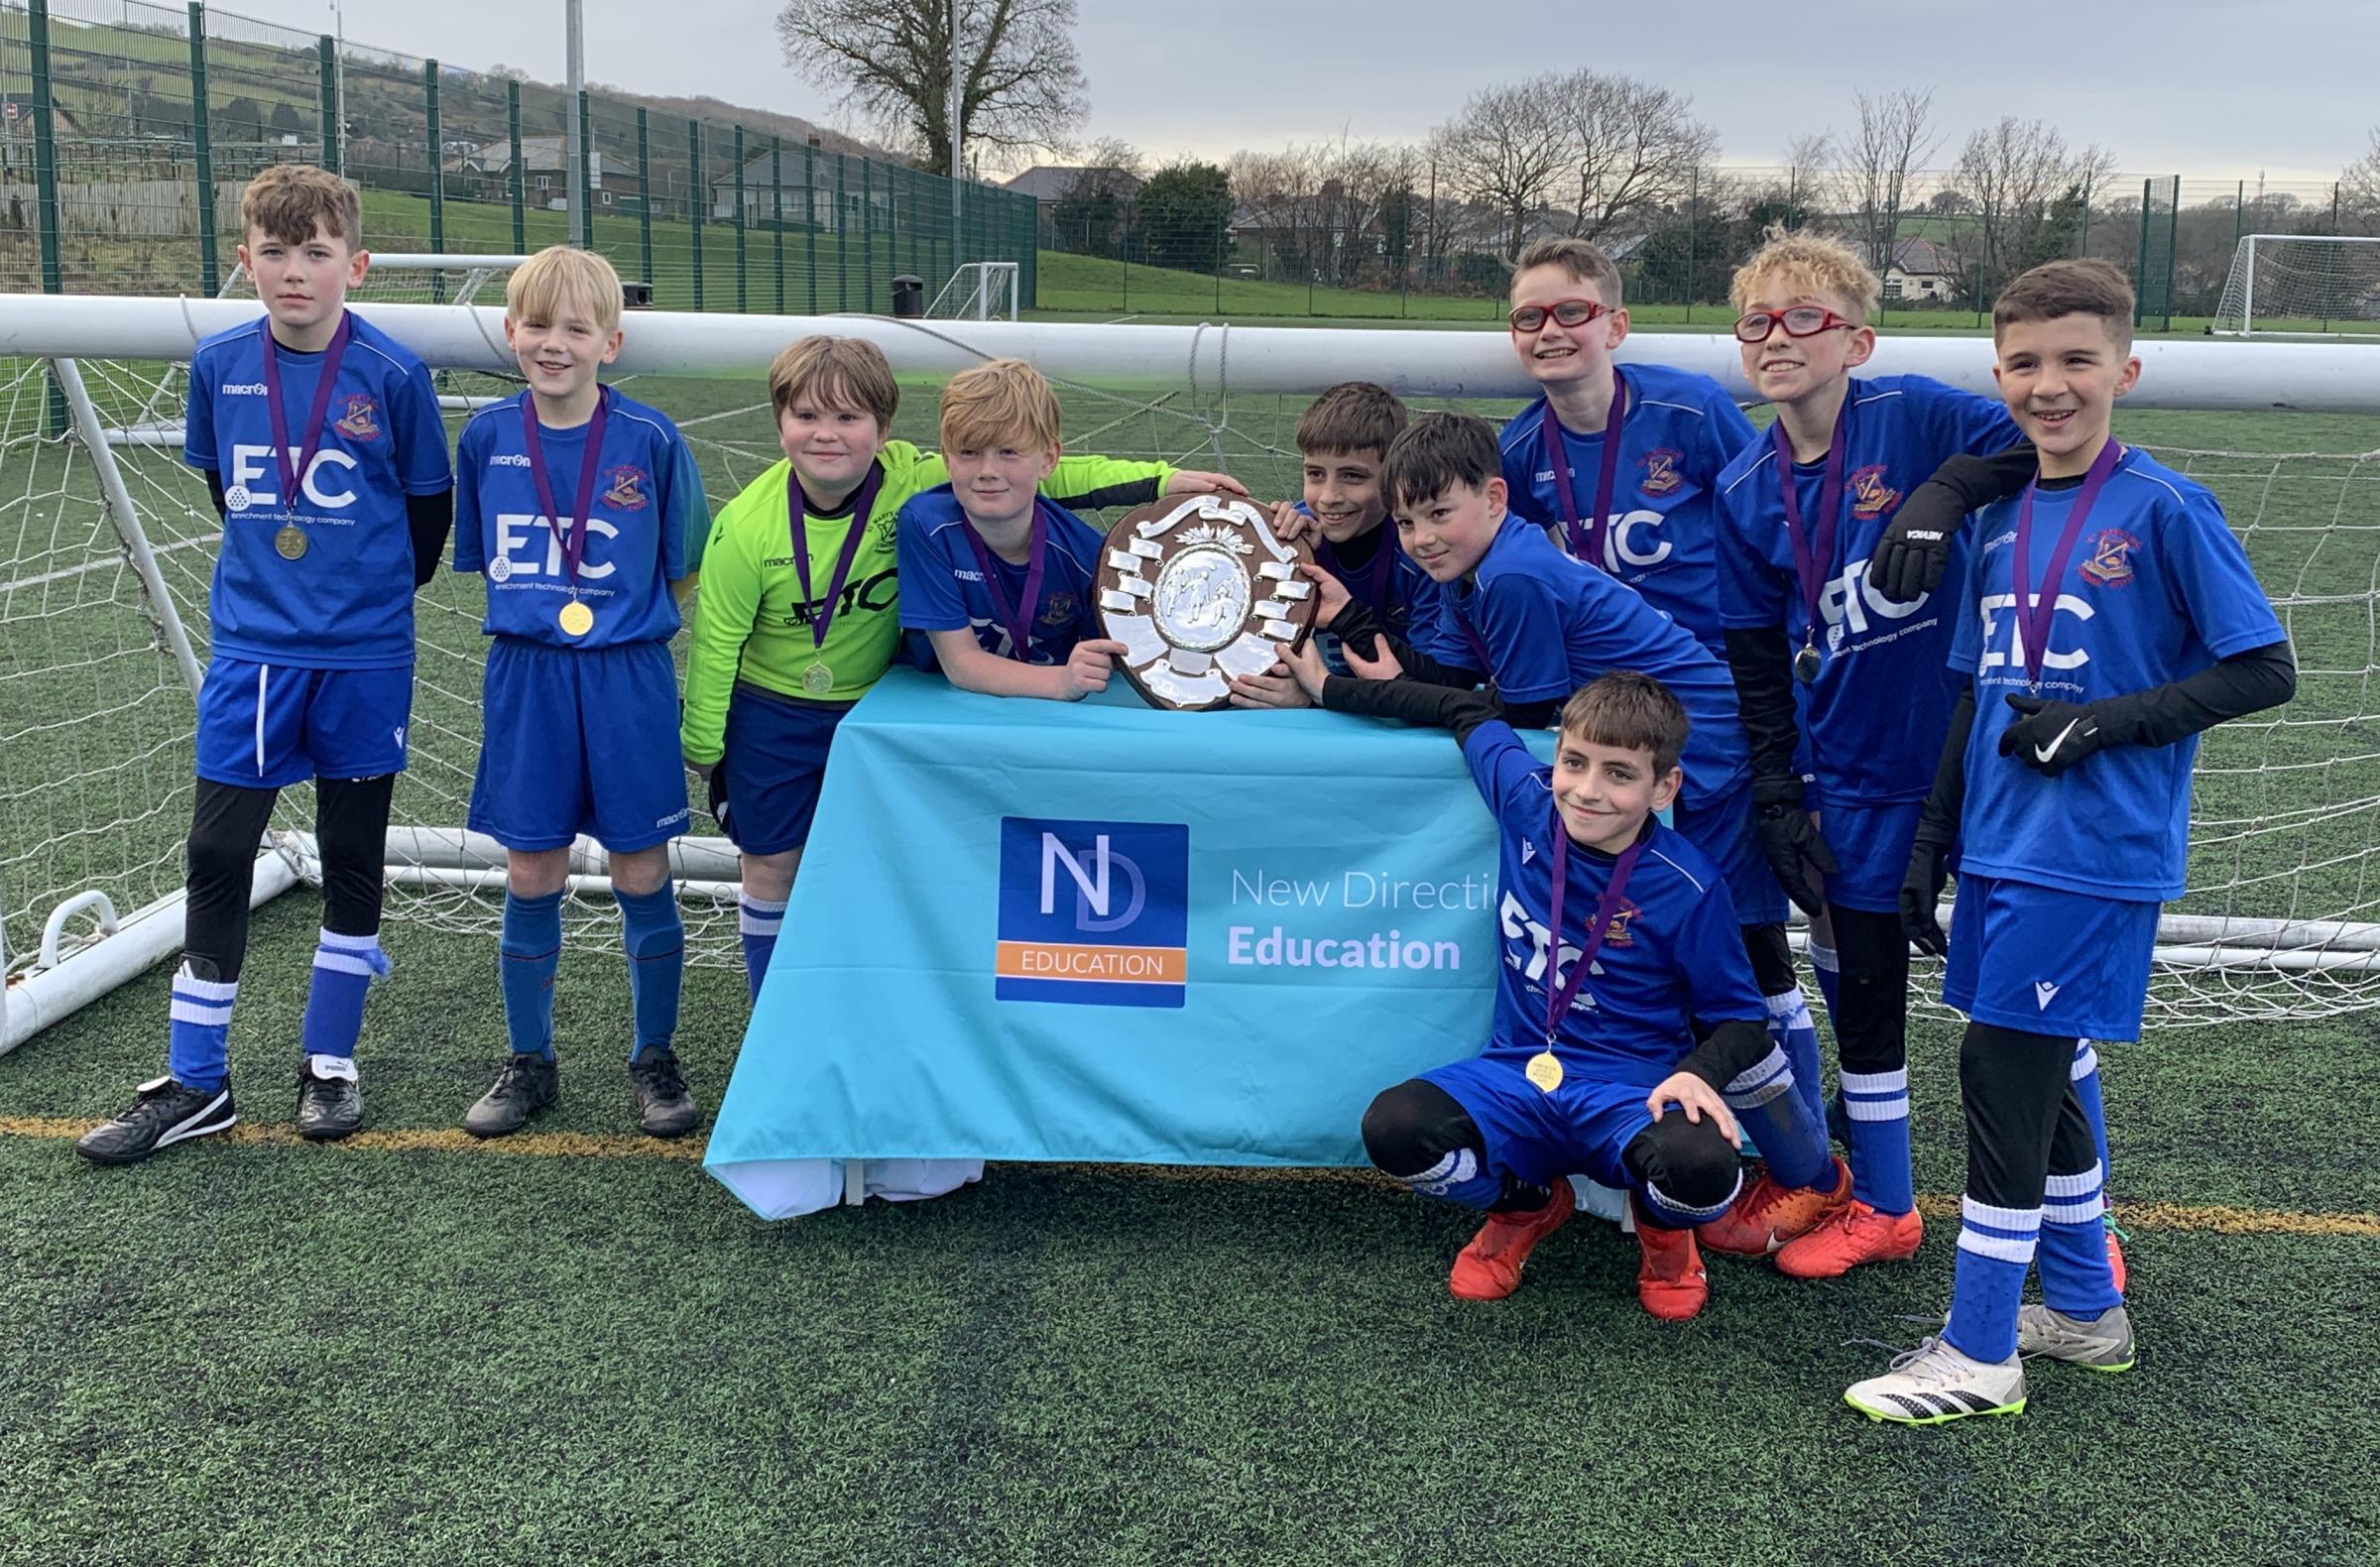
[1677,1017,1772,1094]
[202,468,227,521]
[1046,474,1164,512]
[2090,639,2296,747]
[1723,624,1801,801]
[1327,599,1484,689]
[1317,674,1502,746]
[1917,683,1976,844]
[407,489,455,590]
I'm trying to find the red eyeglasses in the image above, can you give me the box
[1733,305,1856,343]
[1508,298,1615,333]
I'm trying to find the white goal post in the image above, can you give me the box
[5,293,2380,1054]
[926,261,1020,322]
[2211,233,2380,339]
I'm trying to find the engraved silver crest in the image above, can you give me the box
[1096,496,1318,712]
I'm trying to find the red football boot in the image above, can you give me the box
[1700,1155,1852,1258]
[1632,1206,1710,1321]
[1448,1180,1575,1301]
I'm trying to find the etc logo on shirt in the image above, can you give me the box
[996,817,1188,1008]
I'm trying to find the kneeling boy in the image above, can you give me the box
[451,245,710,1139]
[1276,650,1838,1319]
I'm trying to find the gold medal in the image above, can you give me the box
[801,661,834,696]
[274,524,307,560]
[1525,1050,1564,1094]
[557,599,595,639]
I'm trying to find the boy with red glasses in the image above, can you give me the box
[1497,236,1830,1194]
[1705,228,2066,1278]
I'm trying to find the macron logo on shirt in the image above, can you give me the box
[220,382,268,396]
[488,453,531,467]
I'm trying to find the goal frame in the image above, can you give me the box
[926,261,1020,321]
[2210,233,2380,340]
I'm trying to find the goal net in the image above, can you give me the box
[2210,234,2380,338]
[927,261,1019,321]
[5,298,2380,1049]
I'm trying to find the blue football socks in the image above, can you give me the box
[614,884,684,1061]
[499,889,564,1061]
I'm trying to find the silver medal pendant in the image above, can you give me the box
[1793,644,1822,684]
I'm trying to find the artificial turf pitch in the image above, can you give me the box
[4,352,2380,1564]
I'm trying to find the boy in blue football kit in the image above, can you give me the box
[1273,645,1837,1320]
[898,358,1129,700]
[450,247,710,1140]
[1845,260,2294,1424]
[78,165,453,1163]
[1232,382,1443,707]
[1707,230,2037,1275]
[1497,237,1757,664]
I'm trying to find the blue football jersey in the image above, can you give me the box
[1498,362,1757,656]
[1716,374,2021,804]
[1465,722,1764,1086]
[1431,516,1751,809]
[181,311,451,668]
[1949,446,2285,901]
[453,389,708,649]
[896,487,1103,664]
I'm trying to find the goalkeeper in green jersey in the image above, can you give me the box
[681,334,1244,1000]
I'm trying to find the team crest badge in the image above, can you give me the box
[1849,464,1901,520]
[1638,448,1684,497]
[2082,528,2140,587]
[1039,591,1078,627]
[333,394,382,441]
[1602,898,1641,948]
[602,464,651,511]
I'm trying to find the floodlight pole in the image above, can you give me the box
[949,0,962,268]
[565,0,586,248]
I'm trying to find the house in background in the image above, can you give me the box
[1885,236,1960,302]
[1004,165,1143,211]
[446,136,617,211]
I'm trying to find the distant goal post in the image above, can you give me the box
[2209,234,2380,339]
[927,261,1020,321]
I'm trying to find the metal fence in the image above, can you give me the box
[0,0,1038,311]
[1036,165,2376,327]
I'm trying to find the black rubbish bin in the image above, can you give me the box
[891,274,925,317]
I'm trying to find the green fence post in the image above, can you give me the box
[636,108,654,291]
[29,0,63,430]
[1683,169,1699,321]
[570,92,589,248]
[688,119,705,310]
[2078,174,2092,259]
[423,60,444,300]
[834,155,848,311]
[862,158,875,312]
[187,3,218,295]
[732,125,748,312]
[507,81,526,253]
[771,137,785,314]
[2132,179,2153,327]
[317,35,339,172]
[805,141,819,314]
[2162,176,2181,331]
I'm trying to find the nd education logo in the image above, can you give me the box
[996,817,1188,1008]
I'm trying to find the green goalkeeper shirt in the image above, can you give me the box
[679,440,1172,763]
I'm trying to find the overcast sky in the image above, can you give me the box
[230,0,2371,184]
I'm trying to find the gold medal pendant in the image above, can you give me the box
[557,599,595,639]
[274,524,307,560]
[800,661,834,696]
[1525,1050,1564,1094]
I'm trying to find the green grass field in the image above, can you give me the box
[4,359,2380,1563]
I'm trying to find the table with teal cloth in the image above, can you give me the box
[702,667,1551,1219]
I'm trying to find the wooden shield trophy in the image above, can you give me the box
[1095,496,1319,712]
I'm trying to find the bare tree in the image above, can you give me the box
[775,0,1086,166]
[1781,131,1836,218]
[1554,70,1719,240]
[1936,118,2119,302]
[2342,129,2380,234]
[1432,75,1570,258]
[1845,87,1942,273]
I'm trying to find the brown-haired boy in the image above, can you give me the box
[1272,643,1835,1322]
[79,164,453,1163]
[1844,257,2293,1423]
[678,335,1242,1000]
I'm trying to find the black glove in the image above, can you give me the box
[1750,778,1836,917]
[706,760,731,832]
[1865,490,1960,604]
[1899,830,1952,958]
[1997,694,2105,777]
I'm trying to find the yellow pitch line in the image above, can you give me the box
[0,1116,2375,1237]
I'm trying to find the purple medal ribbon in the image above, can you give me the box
[2010,439,2123,689]
[516,388,611,597]
[1772,411,1849,650]
[256,312,354,520]
[1320,526,1399,620]
[789,462,887,652]
[958,500,1054,661]
[1543,821,1648,1047]
[1540,366,1628,567]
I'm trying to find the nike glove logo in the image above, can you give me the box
[2036,717,2092,765]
